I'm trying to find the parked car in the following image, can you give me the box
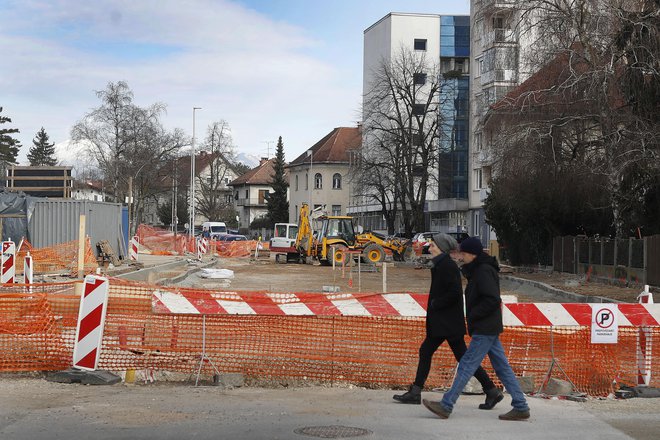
[412,231,471,254]
[216,234,248,242]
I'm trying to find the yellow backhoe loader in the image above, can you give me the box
[294,203,411,265]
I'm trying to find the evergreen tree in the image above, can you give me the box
[0,107,21,164]
[266,136,289,224]
[27,127,58,166]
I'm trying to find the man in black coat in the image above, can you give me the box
[422,237,531,421]
[393,233,503,409]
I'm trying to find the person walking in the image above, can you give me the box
[393,233,503,410]
[422,237,530,421]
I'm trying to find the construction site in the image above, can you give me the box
[1,219,659,439]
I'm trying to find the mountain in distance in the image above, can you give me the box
[235,152,261,168]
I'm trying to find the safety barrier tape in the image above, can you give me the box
[151,290,660,326]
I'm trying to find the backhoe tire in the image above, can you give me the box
[332,245,352,266]
[362,243,385,264]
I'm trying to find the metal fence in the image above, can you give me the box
[553,235,660,287]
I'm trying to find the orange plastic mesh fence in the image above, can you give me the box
[1,281,658,395]
[136,224,194,255]
[135,224,270,258]
[15,238,98,275]
[214,241,267,258]
[0,283,79,371]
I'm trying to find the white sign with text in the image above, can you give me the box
[591,305,618,344]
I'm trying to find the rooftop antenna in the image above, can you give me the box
[262,140,274,158]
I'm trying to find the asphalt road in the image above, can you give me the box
[1,378,657,440]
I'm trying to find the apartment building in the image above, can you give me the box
[354,13,470,235]
[469,0,537,244]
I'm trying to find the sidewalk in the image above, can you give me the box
[1,378,654,440]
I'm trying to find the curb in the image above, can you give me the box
[501,274,618,303]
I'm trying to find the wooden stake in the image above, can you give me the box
[77,214,86,278]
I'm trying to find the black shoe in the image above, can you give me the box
[479,387,504,410]
[422,399,451,419]
[499,409,530,421]
[393,384,421,404]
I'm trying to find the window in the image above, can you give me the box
[441,58,452,73]
[414,39,427,51]
[225,194,233,204]
[295,175,299,191]
[235,191,239,200]
[305,173,309,190]
[332,205,341,216]
[314,173,322,189]
[258,189,269,204]
[413,131,423,146]
[412,103,426,115]
[332,173,342,189]
[455,59,465,73]
[413,72,427,85]
[224,177,229,184]
[474,168,483,190]
[245,189,249,199]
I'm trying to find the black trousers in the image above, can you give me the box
[413,335,496,391]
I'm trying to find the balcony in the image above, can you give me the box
[479,187,491,203]
[481,0,516,12]
[481,68,518,85]
[484,28,517,47]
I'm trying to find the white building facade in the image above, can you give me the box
[287,127,360,223]
[469,0,539,246]
[356,13,470,235]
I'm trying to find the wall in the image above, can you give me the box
[28,199,125,258]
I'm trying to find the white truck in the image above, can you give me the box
[269,223,299,262]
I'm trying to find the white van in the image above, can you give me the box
[201,221,227,239]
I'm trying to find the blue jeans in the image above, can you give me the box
[440,334,529,412]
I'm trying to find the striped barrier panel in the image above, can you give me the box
[638,286,654,386]
[73,275,110,371]
[24,252,33,289]
[151,290,660,325]
[129,236,139,261]
[1,240,16,284]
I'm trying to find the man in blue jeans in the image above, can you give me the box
[422,237,530,421]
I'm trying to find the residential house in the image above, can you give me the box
[229,157,289,229]
[287,126,361,223]
[151,151,240,228]
[72,180,111,202]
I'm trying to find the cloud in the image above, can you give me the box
[1,0,360,164]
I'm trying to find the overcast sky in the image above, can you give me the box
[1,0,469,167]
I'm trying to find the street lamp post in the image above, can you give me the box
[190,107,201,237]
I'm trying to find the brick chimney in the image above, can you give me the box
[259,157,269,166]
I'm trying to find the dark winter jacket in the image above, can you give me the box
[461,253,503,336]
[425,253,466,338]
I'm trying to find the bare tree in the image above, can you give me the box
[195,120,238,221]
[71,81,185,234]
[359,47,447,234]
[486,0,660,237]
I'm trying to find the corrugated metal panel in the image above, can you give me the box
[28,200,125,258]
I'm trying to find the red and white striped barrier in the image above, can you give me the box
[1,240,16,284]
[129,236,139,261]
[24,252,33,289]
[151,290,660,326]
[197,237,208,260]
[637,285,654,386]
[73,275,110,371]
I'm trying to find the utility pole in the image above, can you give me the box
[190,107,201,237]
[127,176,133,236]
